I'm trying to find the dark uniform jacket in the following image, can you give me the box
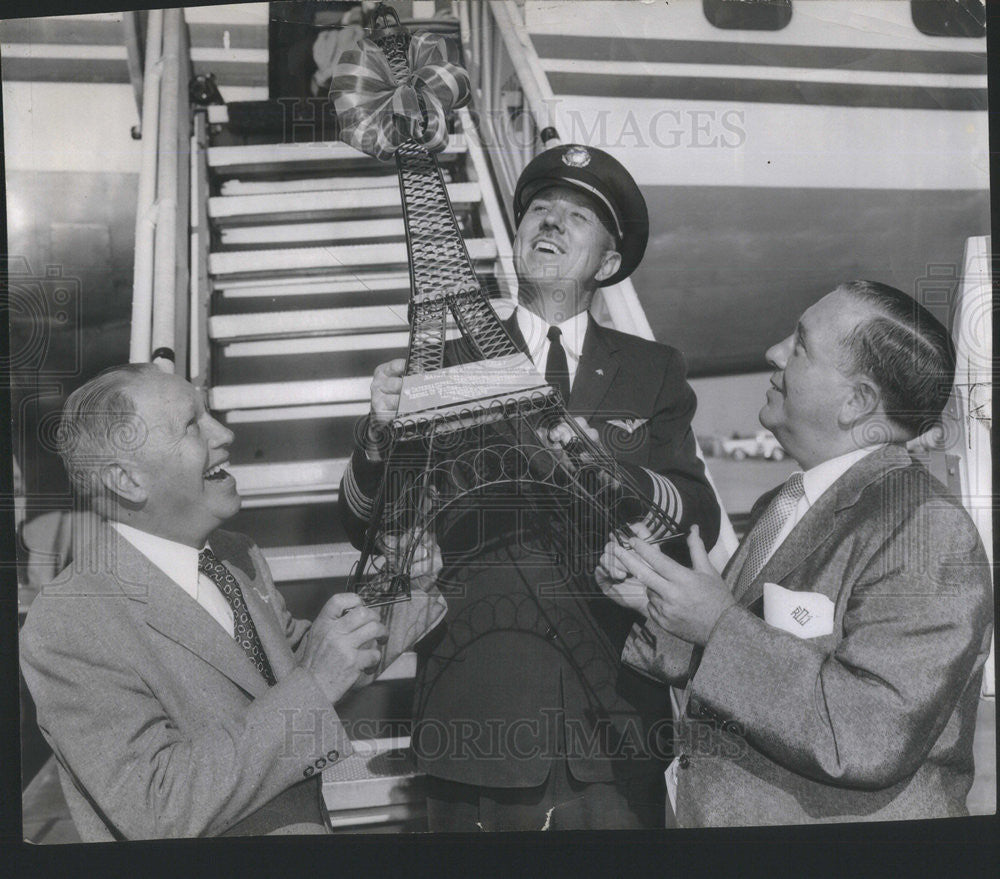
[340,314,720,787]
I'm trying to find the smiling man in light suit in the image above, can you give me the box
[20,363,386,839]
[601,280,993,825]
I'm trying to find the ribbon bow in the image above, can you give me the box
[331,32,471,161]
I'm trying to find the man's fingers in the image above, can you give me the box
[375,375,404,394]
[687,524,714,574]
[628,534,686,578]
[599,546,629,580]
[348,619,388,647]
[358,648,383,672]
[547,423,575,448]
[374,358,406,378]
[333,605,381,634]
[628,521,652,541]
[614,546,661,587]
[322,591,363,618]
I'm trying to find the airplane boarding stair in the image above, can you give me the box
[201,106,514,829]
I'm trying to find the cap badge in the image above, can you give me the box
[562,146,591,168]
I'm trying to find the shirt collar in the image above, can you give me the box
[800,445,884,507]
[111,521,203,600]
[515,306,590,361]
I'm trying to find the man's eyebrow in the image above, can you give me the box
[796,322,809,348]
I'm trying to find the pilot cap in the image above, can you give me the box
[513,144,649,287]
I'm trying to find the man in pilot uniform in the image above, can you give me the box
[340,145,720,830]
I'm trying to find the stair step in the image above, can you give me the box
[213,377,371,410]
[220,218,407,247]
[209,238,497,278]
[321,737,422,814]
[208,182,482,225]
[228,456,348,494]
[217,272,413,300]
[208,136,465,175]
[224,330,412,359]
[262,541,358,580]
[220,175,408,197]
[226,401,371,423]
[209,304,409,342]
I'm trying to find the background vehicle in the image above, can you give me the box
[721,431,786,461]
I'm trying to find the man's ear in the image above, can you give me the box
[838,378,882,430]
[594,249,622,284]
[99,462,148,506]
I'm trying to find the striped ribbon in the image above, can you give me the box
[331,32,471,161]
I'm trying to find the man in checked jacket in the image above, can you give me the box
[340,145,720,830]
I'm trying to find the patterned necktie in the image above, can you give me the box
[733,471,805,595]
[545,325,571,405]
[198,547,277,686]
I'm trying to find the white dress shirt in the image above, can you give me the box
[763,445,883,567]
[515,306,590,392]
[112,522,235,636]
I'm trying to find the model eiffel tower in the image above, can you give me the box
[347,5,680,606]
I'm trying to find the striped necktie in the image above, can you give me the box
[733,471,805,595]
[198,547,277,685]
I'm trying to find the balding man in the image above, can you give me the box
[20,364,386,838]
[602,280,993,825]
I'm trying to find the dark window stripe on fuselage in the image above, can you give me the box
[545,72,986,112]
[531,34,987,76]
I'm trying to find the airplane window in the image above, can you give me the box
[702,0,793,31]
[911,1,986,37]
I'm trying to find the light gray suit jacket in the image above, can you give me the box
[20,523,353,839]
[624,445,993,825]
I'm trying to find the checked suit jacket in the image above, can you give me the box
[624,444,994,825]
[20,521,352,839]
[340,313,720,788]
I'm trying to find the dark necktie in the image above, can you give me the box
[733,471,805,596]
[198,547,277,685]
[545,325,571,405]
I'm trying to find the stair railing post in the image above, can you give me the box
[129,8,163,363]
[189,109,211,390]
[122,11,145,123]
[171,13,193,378]
[151,8,182,373]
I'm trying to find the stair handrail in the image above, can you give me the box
[128,8,163,364]
[129,8,193,373]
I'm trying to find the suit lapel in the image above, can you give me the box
[501,312,532,359]
[735,445,913,609]
[104,525,270,698]
[569,318,620,416]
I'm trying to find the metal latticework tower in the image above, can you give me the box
[348,6,680,607]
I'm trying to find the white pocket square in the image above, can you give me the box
[763,583,834,639]
[607,417,649,434]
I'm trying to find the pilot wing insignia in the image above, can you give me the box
[607,417,649,434]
